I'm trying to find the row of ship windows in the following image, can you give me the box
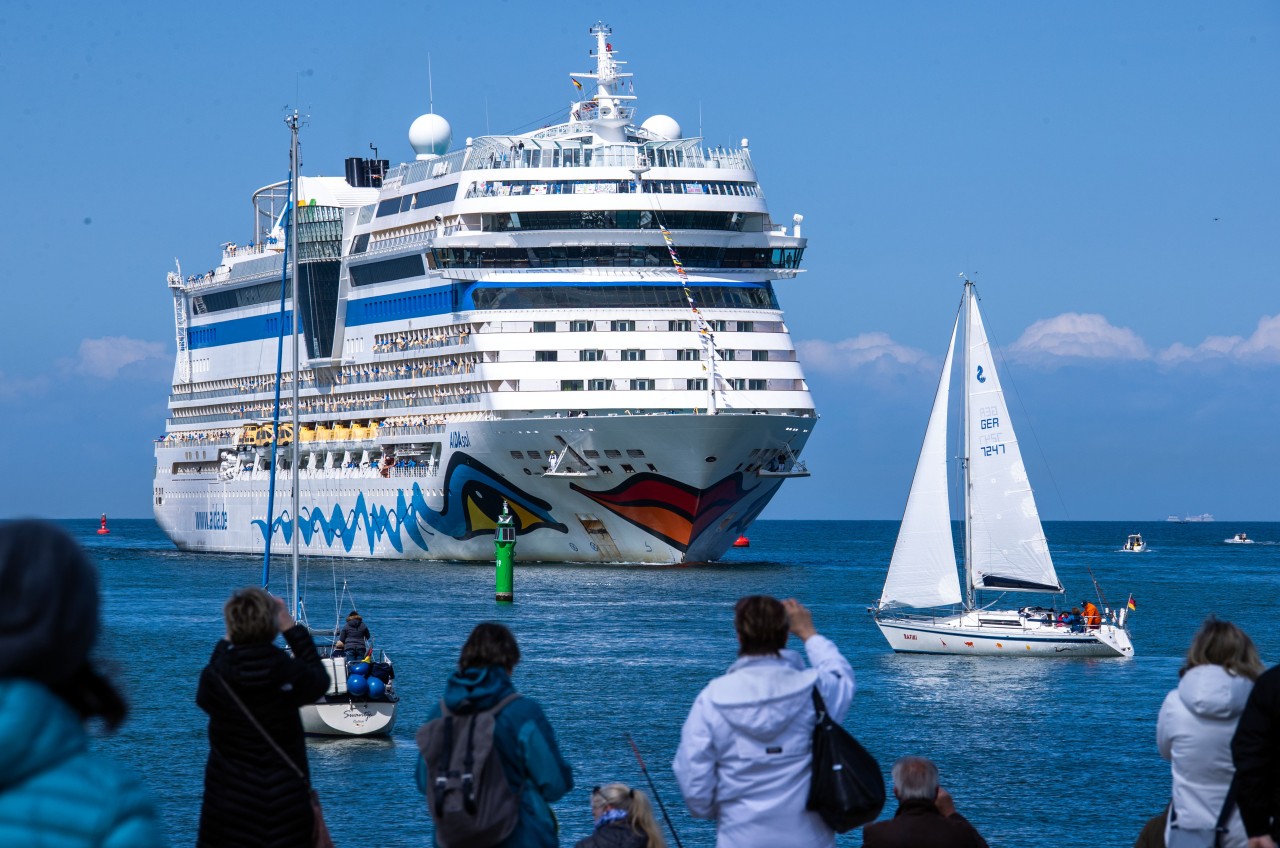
[560,379,767,391]
[533,349,770,362]
[535,319,756,333]
[429,245,804,271]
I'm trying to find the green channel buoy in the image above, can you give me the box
[495,500,516,603]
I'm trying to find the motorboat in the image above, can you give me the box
[1121,534,1146,552]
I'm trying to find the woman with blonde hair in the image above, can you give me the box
[1157,617,1265,848]
[575,782,667,848]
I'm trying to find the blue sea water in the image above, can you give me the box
[72,519,1279,847]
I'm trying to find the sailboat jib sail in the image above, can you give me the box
[965,294,1062,594]
[879,315,962,610]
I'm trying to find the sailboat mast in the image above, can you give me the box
[288,112,302,621]
[962,279,975,611]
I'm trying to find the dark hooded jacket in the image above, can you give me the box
[196,624,330,848]
[337,617,371,656]
[416,665,573,848]
[862,798,989,848]
[1232,664,1280,840]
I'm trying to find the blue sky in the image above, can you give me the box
[0,1,1276,521]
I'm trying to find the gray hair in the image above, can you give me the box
[892,756,939,802]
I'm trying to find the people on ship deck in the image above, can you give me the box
[1065,608,1084,632]
[1082,600,1101,630]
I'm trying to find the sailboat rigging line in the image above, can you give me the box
[260,172,294,590]
[640,174,722,413]
[288,112,302,622]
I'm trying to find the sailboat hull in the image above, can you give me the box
[300,699,397,736]
[873,610,1134,658]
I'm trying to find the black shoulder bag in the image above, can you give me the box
[806,686,885,832]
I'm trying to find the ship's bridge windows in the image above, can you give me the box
[192,279,291,314]
[484,210,757,233]
[351,233,371,254]
[467,179,760,201]
[412,183,459,210]
[468,283,779,312]
[349,254,426,287]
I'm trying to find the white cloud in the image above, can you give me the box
[1009,313,1151,363]
[797,333,934,375]
[1157,314,1280,365]
[74,336,167,378]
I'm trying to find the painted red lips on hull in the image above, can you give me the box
[570,472,752,552]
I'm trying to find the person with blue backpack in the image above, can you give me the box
[417,622,574,848]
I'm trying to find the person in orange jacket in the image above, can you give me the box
[1082,599,1101,630]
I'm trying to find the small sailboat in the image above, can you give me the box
[1121,534,1146,552]
[870,280,1134,658]
[1224,532,1254,545]
[263,115,397,736]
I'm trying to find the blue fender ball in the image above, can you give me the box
[350,661,371,676]
[367,677,386,699]
[346,674,368,697]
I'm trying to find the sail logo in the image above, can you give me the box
[449,431,471,449]
[195,508,229,531]
[976,365,986,383]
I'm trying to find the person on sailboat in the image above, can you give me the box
[1082,600,1101,631]
[862,757,988,848]
[673,596,855,848]
[197,586,330,848]
[334,610,371,662]
[0,521,166,847]
[1064,608,1084,633]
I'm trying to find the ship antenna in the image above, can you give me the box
[428,53,434,114]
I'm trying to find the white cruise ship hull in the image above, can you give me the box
[155,413,811,563]
[873,610,1134,658]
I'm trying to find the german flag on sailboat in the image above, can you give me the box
[1127,595,1137,611]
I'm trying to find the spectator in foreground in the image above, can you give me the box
[1158,617,1262,848]
[1233,662,1280,848]
[196,586,330,847]
[862,757,987,847]
[673,596,855,848]
[574,782,667,848]
[0,521,167,847]
[416,622,573,848]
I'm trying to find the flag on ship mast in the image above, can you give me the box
[571,77,583,90]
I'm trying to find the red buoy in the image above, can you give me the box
[733,535,750,547]
[97,514,110,535]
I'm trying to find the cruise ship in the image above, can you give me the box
[154,24,816,563]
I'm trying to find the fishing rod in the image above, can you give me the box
[626,733,684,848]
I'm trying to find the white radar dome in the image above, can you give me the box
[641,114,682,141]
[409,113,452,159]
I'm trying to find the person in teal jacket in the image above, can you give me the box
[416,622,573,847]
[0,521,166,847]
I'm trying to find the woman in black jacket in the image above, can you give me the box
[197,587,331,847]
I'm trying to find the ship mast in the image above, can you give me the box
[287,111,302,620]
[962,278,974,611]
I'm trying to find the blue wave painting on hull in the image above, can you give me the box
[252,452,567,554]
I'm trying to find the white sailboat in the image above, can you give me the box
[266,115,399,734]
[871,280,1134,658]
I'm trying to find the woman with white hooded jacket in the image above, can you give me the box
[1157,617,1265,848]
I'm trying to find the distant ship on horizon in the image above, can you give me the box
[1167,513,1215,523]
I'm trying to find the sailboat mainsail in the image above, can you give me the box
[964,296,1062,594]
[879,315,962,610]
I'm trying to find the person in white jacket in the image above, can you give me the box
[673,596,855,848]
[1158,617,1265,848]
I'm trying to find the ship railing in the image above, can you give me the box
[156,436,238,449]
[388,466,439,478]
[377,424,447,437]
[168,395,483,427]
